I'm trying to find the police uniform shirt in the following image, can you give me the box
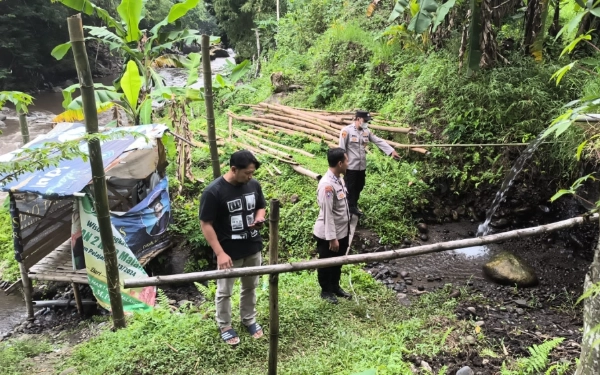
[339,123,395,171]
[313,170,351,241]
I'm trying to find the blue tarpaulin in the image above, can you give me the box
[0,123,168,198]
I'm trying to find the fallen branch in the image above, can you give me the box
[124,214,600,287]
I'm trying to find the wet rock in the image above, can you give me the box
[513,206,532,215]
[483,251,539,287]
[390,270,398,278]
[400,271,409,278]
[0,120,5,127]
[514,299,528,307]
[0,114,5,121]
[290,194,299,204]
[466,307,476,315]
[452,210,459,221]
[417,286,425,291]
[490,218,509,229]
[449,289,461,298]
[420,361,432,373]
[210,47,230,59]
[403,238,412,246]
[456,366,474,375]
[538,205,550,213]
[420,234,428,241]
[433,208,444,218]
[397,293,411,306]
[516,308,525,315]
[393,284,404,292]
[417,223,428,233]
[405,279,413,285]
[426,275,434,282]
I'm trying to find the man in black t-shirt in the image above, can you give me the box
[199,150,266,346]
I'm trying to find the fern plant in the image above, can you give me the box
[500,338,565,375]
[195,281,217,301]
[156,289,171,310]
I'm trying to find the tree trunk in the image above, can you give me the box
[67,14,126,329]
[201,35,221,180]
[523,0,550,61]
[466,0,482,74]
[575,217,600,374]
[548,0,560,38]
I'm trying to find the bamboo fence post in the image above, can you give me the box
[123,213,599,287]
[68,14,125,329]
[268,199,280,375]
[72,282,84,315]
[9,193,34,319]
[18,112,30,144]
[202,35,221,180]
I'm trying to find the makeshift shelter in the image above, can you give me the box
[1,123,172,317]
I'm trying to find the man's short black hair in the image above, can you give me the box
[230,150,261,170]
[328,147,346,168]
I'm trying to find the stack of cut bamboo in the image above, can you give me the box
[230,103,428,154]
[223,103,428,180]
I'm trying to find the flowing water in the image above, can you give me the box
[476,132,548,236]
[0,292,26,336]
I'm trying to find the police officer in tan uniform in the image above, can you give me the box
[339,110,400,217]
[313,148,352,304]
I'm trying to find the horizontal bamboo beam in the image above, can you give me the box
[291,165,321,180]
[32,299,97,308]
[123,214,598,288]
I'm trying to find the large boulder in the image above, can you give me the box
[210,47,230,59]
[483,251,539,287]
[0,114,6,121]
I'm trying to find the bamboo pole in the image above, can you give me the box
[366,124,411,133]
[249,126,326,144]
[18,112,30,144]
[268,199,280,375]
[239,130,315,157]
[124,214,598,287]
[291,165,322,180]
[68,14,125,329]
[71,282,84,315]
[9,194,34,319]
[230,113,337,141]
[202,35,221,180]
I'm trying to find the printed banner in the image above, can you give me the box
[110,176,172,259]
[78,194,156,313]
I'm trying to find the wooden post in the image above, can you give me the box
[68,14,126,329]
[18,263,34,320]
[9,193,33,319]
[268,199,280,375]
[18,112,30,145]
[72,282,84,316]
[201,35,221,180]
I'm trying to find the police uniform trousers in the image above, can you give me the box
[315,235,350,292]
[344,169,366,209]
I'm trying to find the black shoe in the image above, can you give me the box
[320,291,338,304]
[333,288,352,300]
[349,207,363,217]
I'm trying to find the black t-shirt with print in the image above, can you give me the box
[199,177,266,260]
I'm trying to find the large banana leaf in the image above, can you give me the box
[51,0,126,36]
[121,60,143,110]
[117,0,143,43]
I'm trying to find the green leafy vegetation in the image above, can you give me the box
[63,266,469,375]
[0,336,52,375]
[0,203,18,282]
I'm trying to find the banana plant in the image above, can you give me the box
[50,0,219,92]
[213,60,255,104]
[388,0,456,34]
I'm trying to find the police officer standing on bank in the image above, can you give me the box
[339,110,400,217]
[313,148,352,304]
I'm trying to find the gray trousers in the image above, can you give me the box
[215,251,262,329]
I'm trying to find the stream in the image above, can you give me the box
[0,51,235,336]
